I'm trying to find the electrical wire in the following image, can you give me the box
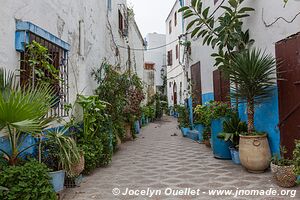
[117,38,179,51]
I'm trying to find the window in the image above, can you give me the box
[169,20,172,34]
[107,0,112,11]
[119,10,124,32]
[167,50,173,66]
[176,44,179,59]
[174,12,177,26]
[20,33,69,117]
[144,62,155,70]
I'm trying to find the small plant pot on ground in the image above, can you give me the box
[211,118,232,160]
[134,120,140,134]
[124,123,133,141]
[181,127,189,137]
[239,134,271,173]
[229,147,241,165]
[204,139,211,148]
[270,162,297,188]
[49,170,65,193]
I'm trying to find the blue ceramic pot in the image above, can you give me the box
[194,124,204,142]
[134,121,140,134]
[49,170,65,192]
[229,147,241,164]
[211,118,232,160]
[181,127,189,137]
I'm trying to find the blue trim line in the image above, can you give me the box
[15,21,70,52]
[202,92,214,104]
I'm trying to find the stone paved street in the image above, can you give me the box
[62,117,300,200]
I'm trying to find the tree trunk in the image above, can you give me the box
[247,98,255,133]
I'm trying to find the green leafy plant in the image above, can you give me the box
[177,105,190,128]
[223,49,277,133]
[0,159,56,200]
[272,146,293,166]
[218,113,247,148]
[0,68,56,165]
[79,139,103,174]
[194,104,212,127]
[209,101,232,119]
[92,61,144,140]
[76,95,113,173]
[0,186,8,191]
[26,41,60,86]
[293,140,300,180]
[42,128,80,177]
[179,0,255,68]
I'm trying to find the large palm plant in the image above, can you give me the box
[223,49,277,133]
[0,68,56,165]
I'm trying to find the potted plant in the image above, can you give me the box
[203,127,212,148]
[223,48,277,173]
[194,104,212,142]
[42,128,80,193]
[177,105,190,137]
[210,101,233,159]
[271,147,297,188]
[293,140,300,184]
[218,113,248,164]
[0,68,56,166]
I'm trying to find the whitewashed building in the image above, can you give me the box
[169,0,300,156]
[144,33,166,93]
[165,0,186,107]
[0,0,145,118]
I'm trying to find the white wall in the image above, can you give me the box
[0,0,144,109]
[166,0,185,106]
[144,33,166,87]
[183,0,300,96]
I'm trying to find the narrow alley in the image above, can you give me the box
[62,117,300,200]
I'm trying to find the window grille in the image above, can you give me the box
[20,33,69,117]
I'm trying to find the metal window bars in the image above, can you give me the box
[20,32,69,117]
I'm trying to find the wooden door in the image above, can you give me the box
[213,69,230,103]
[191,62,202,107]
[276,33,300,157]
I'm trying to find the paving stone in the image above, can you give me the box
[63,116,300,200]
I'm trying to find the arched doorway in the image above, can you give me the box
[173,82,177,105]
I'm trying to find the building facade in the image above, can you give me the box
[168,0,300,155]
[144,33,166,95]
[165,0,186,107]
[0,0,145,145]
[0,0,145,112]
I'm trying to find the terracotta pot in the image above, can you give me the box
[239,134,271,173]
[69,154,85,177]
[124,123,133,141]
[270,162,297,188]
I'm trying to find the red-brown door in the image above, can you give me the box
[213,69,230,103]
[191,62,202,107]
[275,33,300,157]
[173,82,177,105]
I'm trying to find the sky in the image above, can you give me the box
[128,0,176,37]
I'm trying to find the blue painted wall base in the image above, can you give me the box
[237,87,280,156]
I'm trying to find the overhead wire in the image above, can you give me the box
[116,38,179,51]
